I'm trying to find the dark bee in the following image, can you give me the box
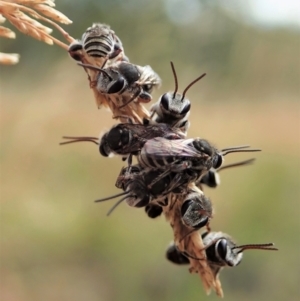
[60,122,184,158]
[166,232,278,280]
[95,167,151,216]
[68,23,127,65]
[199,158,255,188]
[180,187,213,230]
[150,62,206,134]
[95,166,173,215]
[138,137,261,186]
[115,165,190,204]
[77,61,161,109]
[96,162,203,216]
[144,171,214,220]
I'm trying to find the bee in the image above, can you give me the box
[166,231,278,296]
[180,187,213,230]
[96,160,206,216]
[68,23,127,66]
[147,158,254,228]
[198,158,256,188]
[138,137,261,187]
[150,62,206,134]
[77,61,161,109]
[95,166,174,215]
[68,24,156,123]
[95,167,151,216]
[163,185,220,296]
[59,122,184,159]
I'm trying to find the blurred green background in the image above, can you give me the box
[1,1,299,300]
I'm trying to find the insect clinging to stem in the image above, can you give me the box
[150,61,206,134]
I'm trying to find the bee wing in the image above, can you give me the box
[136,65,162,87]
[143,137,205,158]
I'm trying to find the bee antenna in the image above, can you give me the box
[77,62,112,80]
[106,195,134,216]
[101,58,108,69]
[217,158,256,171]
[221,148,261,156]
[181,73,206,101]
[170,61,178,98]
[233,243,278,254]
[59,136,99,146]
[94,191,130,203]
[221,145,250,152]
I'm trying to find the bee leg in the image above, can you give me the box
[168,160,192,173]
[127,154,133,166]
[118,87,141,109]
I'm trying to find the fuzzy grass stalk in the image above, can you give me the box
[0,3,225,296]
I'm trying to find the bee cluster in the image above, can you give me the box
[64,23,277,297]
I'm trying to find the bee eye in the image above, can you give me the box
[114,43,121,51]
[181,200,192,217]
[180,102,191,115]
[68,43,83,53]
[68,43,83,61]
[108,77,125,93]
[99,136,110,157]
[213,154,223,169]
[160,94,170,110]
[216,239,228,261]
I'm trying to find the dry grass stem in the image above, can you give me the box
[0,0,74,64]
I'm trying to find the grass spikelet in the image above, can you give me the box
[0,52,19,64]
[0,0,74,64]
[0,24,16,38]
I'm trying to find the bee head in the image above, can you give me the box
[181,193,212,229]
[105,125,130,153]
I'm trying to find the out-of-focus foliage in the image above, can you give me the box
[1,1,299,301]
